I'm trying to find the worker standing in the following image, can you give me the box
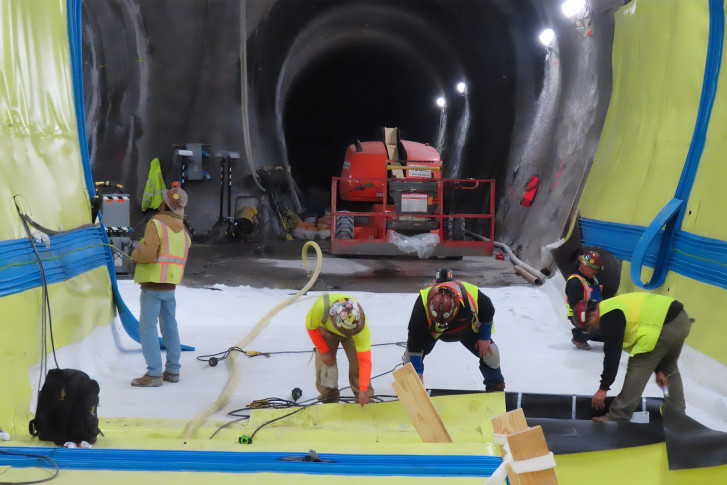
[305,294,374,407]
[567,250,604,350]
[130,184,191,387]
[572,293,692,422]
[404,269,505,392]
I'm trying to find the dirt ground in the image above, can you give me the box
[175,239,529,293]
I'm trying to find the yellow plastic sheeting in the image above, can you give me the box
[23,393,502,450]
[616,260,724,363]
[577,0,727,365]
[0,0,92,239]
[2,447,726,485]
[683,18,727,241]
[579,0,709,224]
[0,0,116,433]
[0,267,115,436]
[236,392,505,446]
[555,443,727,485]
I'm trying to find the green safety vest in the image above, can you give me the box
[134,220,191,284]
[420,280,483,337]
[599,293,674,356]
[141,158,166,211]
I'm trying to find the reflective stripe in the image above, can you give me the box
[154,221,189,283]
[565,274,603,316]
[156,256,187,263]
[134,219,190,285]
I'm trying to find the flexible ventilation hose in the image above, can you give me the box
[183,240,323,438]
[465,230,547,283]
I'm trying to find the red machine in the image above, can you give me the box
[331,128,495,257]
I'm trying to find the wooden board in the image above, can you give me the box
[491,407,528,458]
[392,363,452,443]
[507,426,558,485]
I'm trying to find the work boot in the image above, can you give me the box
[571,338,591,351]
[316,391,340,404]
[485,382,506,392]
[131,374,162,387]
[163,371,180,383]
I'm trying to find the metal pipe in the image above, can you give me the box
[466,230,548,283]
[514,264,541,285]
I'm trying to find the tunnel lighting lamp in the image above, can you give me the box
[561,0,587,18]
[538,29,555,47]
[436,97,446,108]
[456,82,466,94]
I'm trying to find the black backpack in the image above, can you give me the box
[29,368,101,445]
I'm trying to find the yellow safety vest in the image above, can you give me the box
[134,220,191,284]
[420,280,483,337]
[599,293,674,356]
[141,158,166,211]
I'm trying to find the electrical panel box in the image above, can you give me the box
[101,195,130,229]
[99,194,133,275]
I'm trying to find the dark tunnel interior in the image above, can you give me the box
[83,0,614,260]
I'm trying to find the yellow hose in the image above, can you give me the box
[183,240,323,438]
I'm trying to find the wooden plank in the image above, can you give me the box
[506,426,558,485]
[491,408,528,435]
[491,408,528,458]
[392,363,452,443]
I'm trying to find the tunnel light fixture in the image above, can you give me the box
[561,0,587,18]
[436,97,446,108]
[538,29,555,47]
[456,82,466,94]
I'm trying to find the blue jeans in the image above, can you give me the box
[139,288,181,377]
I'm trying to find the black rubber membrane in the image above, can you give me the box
[429,389,727,469]
[663,406,727,471]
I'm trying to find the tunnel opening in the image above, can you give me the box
[81,0,614,258]
[274,0,545,221]
[282,42,443,216]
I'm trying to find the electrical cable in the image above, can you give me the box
[211,362,404,442]
[183,240,324,439]
[14,197,60,378]
[0,447,60,484]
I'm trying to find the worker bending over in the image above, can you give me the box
[305,294,374,407]
[573,292,692,422]
[404,269,505,392]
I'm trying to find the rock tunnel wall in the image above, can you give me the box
[82,0,615,256]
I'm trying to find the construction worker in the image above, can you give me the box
[130,184,191,387]
[567,250,604,350]
[572,293,692,422]
[305,294,374,407]
[404,269,505,392]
